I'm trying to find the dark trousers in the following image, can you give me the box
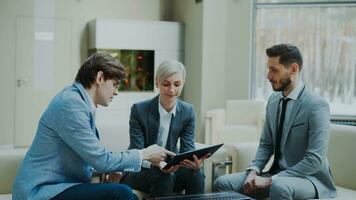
[51,183,137,200]
[121,167,205,197]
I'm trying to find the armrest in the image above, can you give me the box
[205,109,226,144]
[0,148,27,194]
[224,142,273,173]
[224,142,258,173]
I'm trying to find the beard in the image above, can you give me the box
[272,75,291,92]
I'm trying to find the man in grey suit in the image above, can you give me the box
[121,60,206,197]
[214,44,337,199]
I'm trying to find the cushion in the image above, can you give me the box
[0,194,12,200]
[226,100,265,125]
[219,125,259,143]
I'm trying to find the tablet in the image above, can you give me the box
[162,143,224,169]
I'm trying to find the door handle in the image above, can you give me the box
[17,78,29,87]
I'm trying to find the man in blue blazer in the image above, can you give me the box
[214,44,337,199]
[13,52,174,200]
[121,60,206,197]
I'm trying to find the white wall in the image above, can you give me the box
[201,0,228,134]
[0,0,174,147]
[172,0,204,142]
[173,0,253,143]
[225,0,253,100]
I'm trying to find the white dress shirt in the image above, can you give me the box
[157,97,177,148]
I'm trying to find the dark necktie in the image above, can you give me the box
[270,98,291,172]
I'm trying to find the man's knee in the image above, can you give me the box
[270,178,293,199]
[213,172,246,192]
[213,175,233,192]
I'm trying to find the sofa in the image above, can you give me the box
[0,143,228,199]
[205,100,266,145]
[0,148,27,200]
[224,124,356,199]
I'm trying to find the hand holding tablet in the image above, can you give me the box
[161,143,224,169]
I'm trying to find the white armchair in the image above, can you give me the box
[205,100,266,145]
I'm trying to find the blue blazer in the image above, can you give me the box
[13,82,141,200]
[250,87,337,198]
[128,95,196,154]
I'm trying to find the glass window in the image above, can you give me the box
[253,2,356,115]
[257,0,354,3]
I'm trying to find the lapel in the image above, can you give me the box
[147,95,160,145]
[165,100,181,151]
[281,86,308,149]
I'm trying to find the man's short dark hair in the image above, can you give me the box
[75,52,126,88]
[266,44,303,71]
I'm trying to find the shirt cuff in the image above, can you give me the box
[142,160,152,169]
[138,150,152,168]
[138,149,143,168]
[126,149,142,172]
[246,166,261,174]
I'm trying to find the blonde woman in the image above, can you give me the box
[121,60,207,197]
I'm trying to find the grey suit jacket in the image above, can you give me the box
[128,95,196,154]
[250,86,337,198]
[13,82,141,200]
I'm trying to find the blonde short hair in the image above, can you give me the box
[156,60,186,82]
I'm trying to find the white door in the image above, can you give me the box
[15,16,72,147]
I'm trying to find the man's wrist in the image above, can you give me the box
[246,169,258,176]
[139,149,149,160]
